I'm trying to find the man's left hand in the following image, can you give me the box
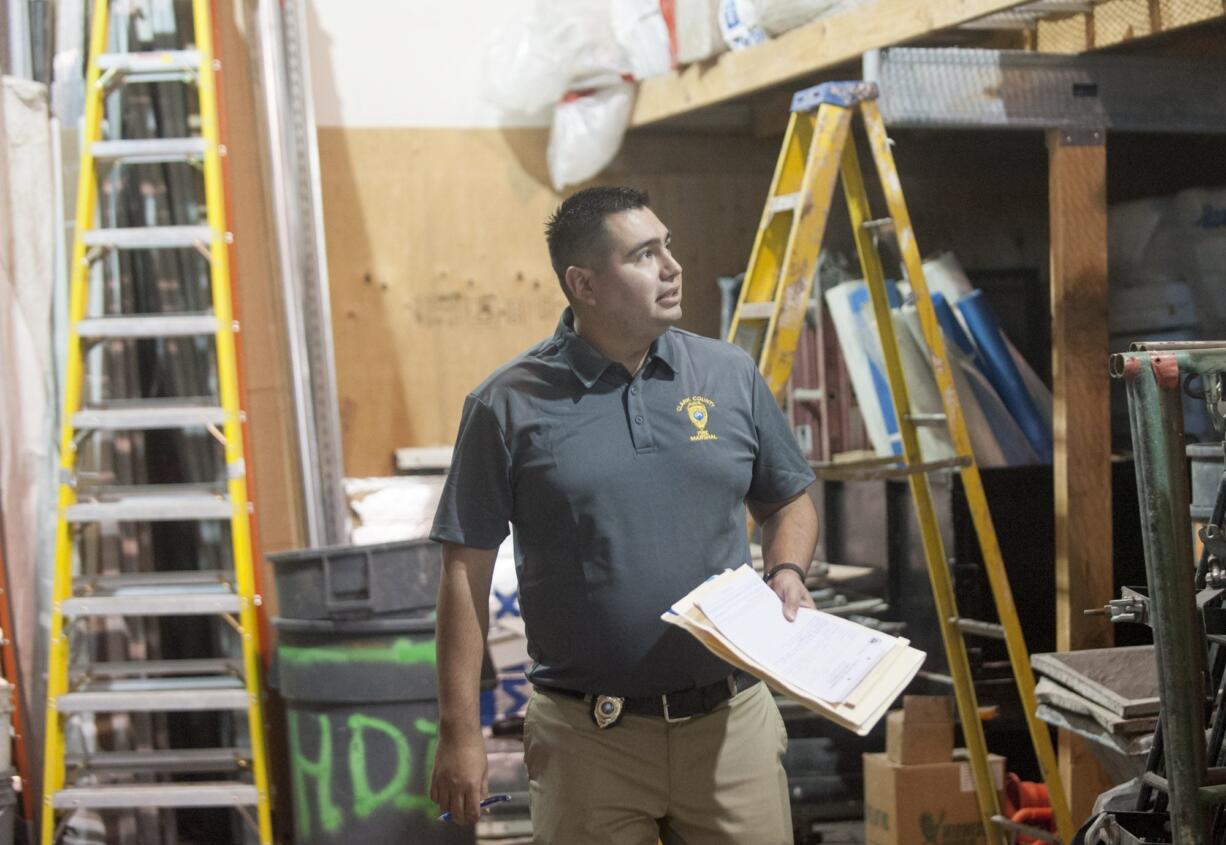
[768,569,816,622]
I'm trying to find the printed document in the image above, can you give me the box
[663,564,925,735]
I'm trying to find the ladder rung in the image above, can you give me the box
[905,412,948,426]
[738,302,776,320]
[73,401,226,430]
[58,678,248,713]
[52,781,257,810]
[76,313,219,339]
[991,815,1061,843]
[76,658,241,679]
[66,747,250,774]
[61,591,242,617]
[766,192,800,214]
[811,454,972,482]
[95,49,201,78]
[67,492,232,523]
[792,388,825,402]
[78,569,234,591]
[83,225,214,250]
[91,137,208,163]
[952,617,1007,640]
[862,217,895,232]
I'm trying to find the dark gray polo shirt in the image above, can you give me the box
[430,309,815,697]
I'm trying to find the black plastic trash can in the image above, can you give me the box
[273,616,474,845]
[268,539,443,621]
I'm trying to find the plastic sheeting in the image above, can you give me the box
[675,0,725,65]
[1110,186,1226,341]
[0,76,54,793]
[825,280,899,457]
[957,290,1053,462]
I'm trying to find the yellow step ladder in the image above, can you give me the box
[728,81,1073,845]
[41,0,272,841]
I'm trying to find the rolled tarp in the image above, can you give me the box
[900,306,1037,468]
[956,290,1052,463]
[928,254,1054,432]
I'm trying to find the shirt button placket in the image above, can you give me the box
[628,380,653,451]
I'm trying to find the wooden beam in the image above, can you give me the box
[1048,128,1113,822]
[630,0,1034,127]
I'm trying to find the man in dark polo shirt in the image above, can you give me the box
[429,186,818,844]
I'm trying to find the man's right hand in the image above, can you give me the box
[430,726,489,826]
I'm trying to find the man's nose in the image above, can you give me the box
[662,251,682,279]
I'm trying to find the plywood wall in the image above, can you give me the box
[319,127,780,476]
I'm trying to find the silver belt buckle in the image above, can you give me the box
[662,693,691,723]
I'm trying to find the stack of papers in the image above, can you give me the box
[662,564,925,736]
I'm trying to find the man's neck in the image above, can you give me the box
[573,315,655,376]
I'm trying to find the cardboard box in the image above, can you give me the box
[885,711,955,765]
[885,696,955,765]
[863,752,1006,845]
[900,695,955,724]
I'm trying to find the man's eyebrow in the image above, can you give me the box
[624,232,671,258]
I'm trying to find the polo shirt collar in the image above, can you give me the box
[554,309,678,389]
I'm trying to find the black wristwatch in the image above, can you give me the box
[763,562,807,584]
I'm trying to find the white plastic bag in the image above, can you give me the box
[676,0,727,65]
[547,81,636,191]
[612,0,674,80]
[484,0,631,115]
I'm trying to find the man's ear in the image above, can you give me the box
[564,265,597,307]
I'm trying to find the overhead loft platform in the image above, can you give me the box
[629,0,1226,129]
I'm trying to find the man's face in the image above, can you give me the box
[586,206,684,340]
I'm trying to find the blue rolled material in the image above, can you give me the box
[931,292,976,357]
[955,290,1052,463]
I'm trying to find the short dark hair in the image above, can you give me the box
[545,187,650,294]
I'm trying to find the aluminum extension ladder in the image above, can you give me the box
[727,81,1074,845]
[40,0,272,842]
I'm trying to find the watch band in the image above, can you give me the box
[763,562,807,584]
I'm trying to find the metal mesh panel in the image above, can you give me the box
[1037,0,1226,51]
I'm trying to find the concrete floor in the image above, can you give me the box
[478,818,865,844]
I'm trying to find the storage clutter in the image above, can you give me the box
[268,540,474,844]
[482,0,870,188]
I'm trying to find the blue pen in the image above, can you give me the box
[437,793,512,823]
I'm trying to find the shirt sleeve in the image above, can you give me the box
[429,394,513,549]
[747,367,817,504]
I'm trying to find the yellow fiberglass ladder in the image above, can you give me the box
[727,80,1073,845]
[41,0,272,842]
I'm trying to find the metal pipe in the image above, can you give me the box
[282,0,348,544]
[1113,349,1226,379]
[4,0,33,79]
[1121,350,1209,840]
[1131,341,1226,352]
[253,0,322,546]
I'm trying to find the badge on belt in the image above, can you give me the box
[592,695,625,729]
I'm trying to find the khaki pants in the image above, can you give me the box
[523,681,792,845]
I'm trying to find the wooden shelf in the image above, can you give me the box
[630,0,1035,128]
[630,0,1226,128]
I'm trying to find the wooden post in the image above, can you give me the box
[1048,128,1114,822]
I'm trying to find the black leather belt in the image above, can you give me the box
[534,670,759,725]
